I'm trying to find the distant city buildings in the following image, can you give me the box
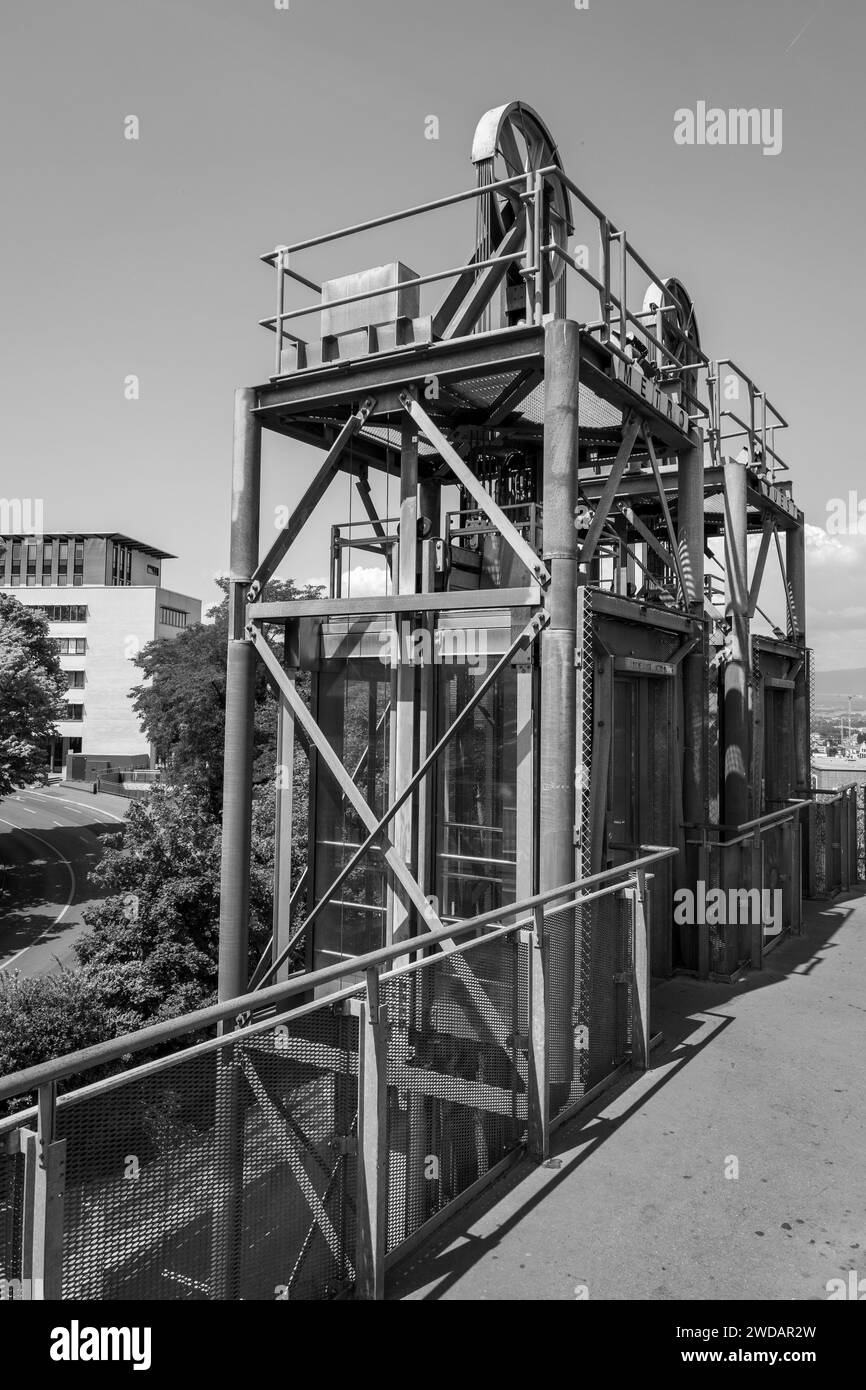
[0,533,201,769]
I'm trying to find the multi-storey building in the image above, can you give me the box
[0,533,202,769]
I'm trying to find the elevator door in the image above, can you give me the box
[608,673,675,977]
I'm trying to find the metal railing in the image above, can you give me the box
[0,847,674,1302]
[259,161,786,465]
[687,800,810,977]
[809,784,860,897]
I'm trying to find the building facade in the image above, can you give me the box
[0,533,202,769]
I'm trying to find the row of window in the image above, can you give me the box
[61,705,84,722]
[67,670,85,688]
[55,638,86,655]
[7,538,84,587]
[159,606,188,628]
[34,605,88,622]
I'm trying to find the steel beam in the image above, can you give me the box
[250,587,542,621]
[579,413,641,568]
[642,427,688,604]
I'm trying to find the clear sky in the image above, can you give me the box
[2,0,864,666]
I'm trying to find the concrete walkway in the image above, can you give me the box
[389,892,866,1300]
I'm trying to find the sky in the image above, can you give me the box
[1,0,864,667]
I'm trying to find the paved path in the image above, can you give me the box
[0,784,127,976]
[389,892,866,1301]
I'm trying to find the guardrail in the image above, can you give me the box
[809,784,860,898]
[0,847,675,1302]
[260,160,786,464]
[687,801,810,977]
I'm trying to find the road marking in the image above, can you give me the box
[11,800,40,816]
[0,818,77,970]
[1,946,30,971]
[19,789,126,824]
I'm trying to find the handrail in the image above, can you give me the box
[260,168,553,261]
[686,799,810,849]
[0,845,677,1106]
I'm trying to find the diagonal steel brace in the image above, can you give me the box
[400,392,550,588]
[248,396,377,600]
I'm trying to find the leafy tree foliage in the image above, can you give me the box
[0,594,65,794]
[75,784,275,1030]
[130,577,322,811]
[0,971,108,1108]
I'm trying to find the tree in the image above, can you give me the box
[0,594,65,794]
[75,784,275,1031]
[0,971,108,1112]
[130,577,323,811]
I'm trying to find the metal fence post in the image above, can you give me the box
[528,904,550,1161]
[751,835,764,970]
[21,1082,66,1300]
[630,871,652,1070]
[697,835,710,979]
[356,967,388,1300]
[792,817,804,935]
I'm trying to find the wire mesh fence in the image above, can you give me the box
[0,1148,25,1298]
[0,851,670,1302]
[383,932,529,1252]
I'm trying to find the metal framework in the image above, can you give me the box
[0,96,844,1309]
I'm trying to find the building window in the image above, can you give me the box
[25,545,37,586]
[63,704,84,722]
[67,670,85,689]
[147,563,159,576]
[10,542,21,585]
[111,541,134,587]
[42,542,53,584]
[56,637,86,656]
[33,605,87,622]
[73,539,84,586]
[159,606,188,629]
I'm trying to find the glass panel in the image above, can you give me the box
[311,660,391,973]
[435,662,518,919]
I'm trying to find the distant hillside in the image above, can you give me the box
[813,668,866,702]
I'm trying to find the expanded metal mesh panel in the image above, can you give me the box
[56,1006,360,1301]
[574,588,595,1099]
[383,935,528,1253]
[0,1147,25,1294]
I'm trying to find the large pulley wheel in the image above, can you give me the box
[642,277,701,405]
[471,101,573,283]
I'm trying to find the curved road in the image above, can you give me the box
[0,784,128,977]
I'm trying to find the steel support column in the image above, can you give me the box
[679,436,706,968]
[786,521,810,795]
[214,386,261,1302]
[539,319,580,1105]
[218,387,261,1001]
[722,458,750,831]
